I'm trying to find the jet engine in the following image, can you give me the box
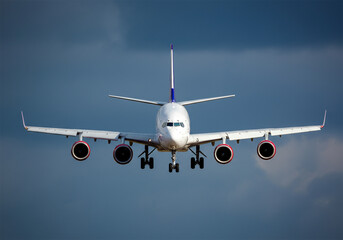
[257,140,276,160]
[214,144,234,164]
[113,144,133,164]
[71,141,90,161]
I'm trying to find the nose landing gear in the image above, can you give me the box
[169,150,179,172]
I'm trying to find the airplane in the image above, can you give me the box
[21,44,327,173]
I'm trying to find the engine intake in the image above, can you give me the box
[257,140,276,160]
[71,141,90,161]
[214,144,234,164]
[113,144,133,164]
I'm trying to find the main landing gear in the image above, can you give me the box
[139,146,204,172]
[169,150,179,173]
[138,145,156,169]
[190,145,205,169]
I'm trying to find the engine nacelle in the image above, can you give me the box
[71,141,90,161]
[214,144,234,164]
[113,144,133,164]
[257,140,276,160]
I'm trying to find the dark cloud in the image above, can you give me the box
[2,1,342,50]
[1,1,121,46]
[121,0,343,50]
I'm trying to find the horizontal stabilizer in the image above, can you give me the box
[109,95,166,106]
[178,94,235,106]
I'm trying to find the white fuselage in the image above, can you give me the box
[156,103,190,151]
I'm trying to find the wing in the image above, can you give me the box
[187,111,326,146]
[21,112,158,146]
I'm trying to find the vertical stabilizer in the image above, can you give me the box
[170,44,175,102]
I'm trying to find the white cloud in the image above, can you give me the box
[256,136,343,192]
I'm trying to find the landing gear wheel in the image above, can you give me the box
[191,145,206,170]
[199,157,204,169]
[149,157,154,169]
[169,163,173,173]
[139,145,156,170]
[175,163,180,172]
[141,158,145,169]
[191,157,195,169]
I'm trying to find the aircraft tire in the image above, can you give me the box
[169,163,173,172]
[199,157,204,169]
[176,163,179,172]
[191,157,195,169]
[149,157,154,169]
[141,158,145,169]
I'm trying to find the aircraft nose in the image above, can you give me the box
[168,131,187,149]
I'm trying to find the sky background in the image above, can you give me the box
[1,0,343,239]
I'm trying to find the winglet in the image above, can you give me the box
[321,110,327,129]
[21,111,28,130]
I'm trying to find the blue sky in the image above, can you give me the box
[1,1,343,239]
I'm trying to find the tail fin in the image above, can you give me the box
[170,44,175,102]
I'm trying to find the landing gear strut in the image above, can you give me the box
[138,145,155,169]
[169,150,179,173]
[190,145,205,169]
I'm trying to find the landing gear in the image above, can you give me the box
[190,145,206,169]
[138,145,155,169]
[169,150,179,173]
[169,163,179,172]
[141,157,154,169]
[191,157,204,169]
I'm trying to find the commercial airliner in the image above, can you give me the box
[22,45,326,172]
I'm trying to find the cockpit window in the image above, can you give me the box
[163,122,185,127]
